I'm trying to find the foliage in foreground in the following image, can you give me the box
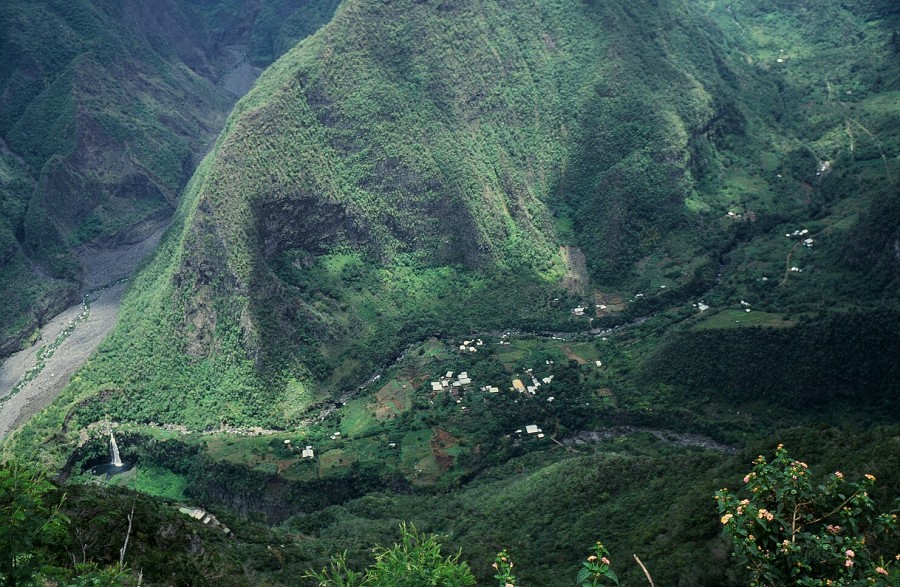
[303,524,475,587]
[0,462,134,587]
[3,443,899,586]
[304,446,899,587]
[305,528,634,587]
[716,446,899,587]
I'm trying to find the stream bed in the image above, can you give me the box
[0,225,168,440]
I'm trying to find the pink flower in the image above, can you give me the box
[845,549,855,558]
[834,471,843,479]
[876,567,888,575]
[845,559,854,567]
[721,513,734,524]
[601,557,610,565]
[744,475,751,483]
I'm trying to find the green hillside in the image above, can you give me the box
[23,0,894,433]
[8,0,756,434]
[2,0,899,585]
[0,0,342,356]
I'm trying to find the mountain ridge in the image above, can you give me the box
[0,0,342,357]
[8,0,899,439]
[82,0,747,428]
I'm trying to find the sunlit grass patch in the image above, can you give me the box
[693,309,795,330]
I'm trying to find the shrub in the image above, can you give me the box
[303,523,475,586]
[715,445,899,587]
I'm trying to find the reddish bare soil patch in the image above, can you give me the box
[399,366,430,390]
[593,290,625,316]
[372,380,411,420]
[430,428,459,470]
[562,346,588,365]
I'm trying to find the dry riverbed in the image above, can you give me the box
[0,225,167,440]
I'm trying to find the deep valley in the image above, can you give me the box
[1,1,898,586]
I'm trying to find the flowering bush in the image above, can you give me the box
[493,550,517,587]
[576,542,619,587]
[495,542,628,587]
[715,445,899,587]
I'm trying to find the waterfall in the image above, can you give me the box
[109,432,123,467]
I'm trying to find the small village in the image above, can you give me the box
[281,335,609,465]
[425,339,606,441]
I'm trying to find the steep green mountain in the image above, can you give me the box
[24,0,894,433]
[11,0,753,431]
[0,0,342,356]
[3,0,899,585]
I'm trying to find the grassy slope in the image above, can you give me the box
[9,0,756,437]
[628,0,900,420]
[0,0,342,356]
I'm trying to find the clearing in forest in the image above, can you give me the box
[593,290,625,315]
[430,428,460,471]
[693,310,795,331]
[319,448,356,473]
[560,246,590,294]
[562,346,588,365]
[373,379,412,420]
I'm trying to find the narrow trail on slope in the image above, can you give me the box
[780,239,805,286]
[0,225,168,441]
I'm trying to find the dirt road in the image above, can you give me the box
[0,225,167,441]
